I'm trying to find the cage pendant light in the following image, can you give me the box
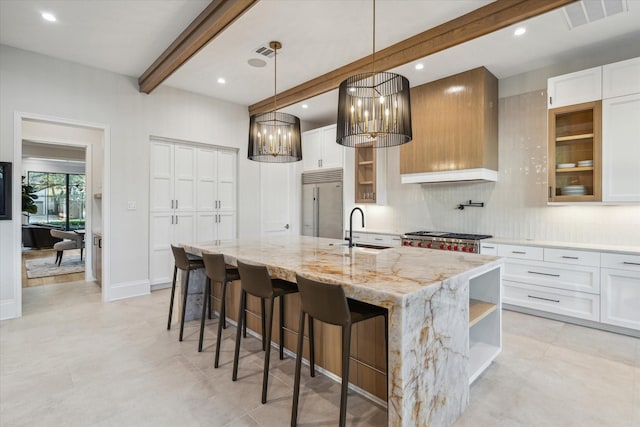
[336,0,412,148]
[248,41,302,162]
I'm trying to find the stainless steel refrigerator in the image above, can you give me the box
[301,169,343,239]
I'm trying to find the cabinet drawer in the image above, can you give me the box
[498,244,543,261]
[601,253,640,272]
[544,248,600,267]
[503,259,600,294]
[503,280,599,321]
[480,243,498,256]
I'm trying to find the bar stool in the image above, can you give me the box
[167,245,204,342]
[198,253,243,366]
[232,260,299,404]
[291,274,388,427]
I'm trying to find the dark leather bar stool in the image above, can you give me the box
[291,274,388,427]
[167,245,204,342]
[232,260,299,404]
[199,253,244,366]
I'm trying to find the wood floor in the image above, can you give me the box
[21,248,86,288]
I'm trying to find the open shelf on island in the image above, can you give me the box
[469,299,497,327]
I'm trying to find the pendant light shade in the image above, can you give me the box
[248,41,302,162]
[248,111,302,162]
[336,71,412,148]
[336,0,412,148]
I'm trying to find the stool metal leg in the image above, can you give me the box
[309,316,315,377]
[279,296,285,360]
[198,277,210,352]
[232,290,246,381]
[261,298,267,351]
[339,324,352,427]
[291,310,306,427]
[242,296,247,338]
[178,269,190,342]
[167,266,178,330]
[261,297,275,404]
[214,280,230,368]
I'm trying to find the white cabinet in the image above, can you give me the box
[602,93,640,202]
[302,124,343,170]
[600,253,640,330]
[149,140,237,286]
[602,57,640,99]
[547,66,602,109]
[479,242,498,256]
[349,231,402,247]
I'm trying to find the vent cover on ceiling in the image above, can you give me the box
[253,44,275,58]
[562,0,628,29]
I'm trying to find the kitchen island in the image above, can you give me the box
[184,235,503,427]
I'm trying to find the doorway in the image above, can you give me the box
[13,113,109,316]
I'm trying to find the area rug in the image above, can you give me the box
[25,250,85,279]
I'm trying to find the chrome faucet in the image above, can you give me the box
[348,207,364,248]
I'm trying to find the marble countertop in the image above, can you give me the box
[185,235,502,305]
[484,237,640,255]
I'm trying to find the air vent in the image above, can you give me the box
[254,44,275,58]
[302,168,343,184]
[562,0,628,29]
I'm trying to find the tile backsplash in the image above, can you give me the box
[358,90,640,246]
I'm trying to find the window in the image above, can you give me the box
[27,172,86,230]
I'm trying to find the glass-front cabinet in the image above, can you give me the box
[548,101,602,202]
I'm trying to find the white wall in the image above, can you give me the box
[0,45,259,319]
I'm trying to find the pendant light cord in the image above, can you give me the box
[273,45,277,113]
[372,0,375,74]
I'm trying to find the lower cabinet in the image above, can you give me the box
[600,253,640,330]
[498,242,640,332]
[348,231,402,248]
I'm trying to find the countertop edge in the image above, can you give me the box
[484,237,640,256]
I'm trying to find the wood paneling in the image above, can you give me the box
[248,0,577,115]
[214,280,388,401]
[138,0,258,94]
[400,66,498,174]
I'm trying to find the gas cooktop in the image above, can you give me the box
[404,231,492,240]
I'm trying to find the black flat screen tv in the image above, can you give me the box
[0,162,12,220]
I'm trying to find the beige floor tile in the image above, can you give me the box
[3,281,639,427]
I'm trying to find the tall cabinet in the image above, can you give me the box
[149,140,237,286]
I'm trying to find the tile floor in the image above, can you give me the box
[1,281,638,427]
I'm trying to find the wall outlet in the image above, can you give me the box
[127,201,136,210]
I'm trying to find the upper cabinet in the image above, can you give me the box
[400,67,498,183]
[548,101,602,202]
[302,124,344,171]
[547,56,640,203]
[547,66,602,109]
[602,57,640,99]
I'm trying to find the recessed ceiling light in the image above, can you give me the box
[301,104,309,109]
[217,78,226,84]
[415,63,424,70]
[514,27,526,36]
[41,12,57,22]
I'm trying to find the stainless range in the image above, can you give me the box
[402,231,492,253]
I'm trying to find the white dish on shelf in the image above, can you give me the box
[557,163,576,169]
[577,160,593,167]
[561,185,587,196]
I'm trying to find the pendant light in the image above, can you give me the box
[248,41,302,162]
[336,0,412,148]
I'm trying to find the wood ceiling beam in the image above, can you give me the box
[138,0,258,94]
[249,0,577,116]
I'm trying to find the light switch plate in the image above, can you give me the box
[127,201,136,210]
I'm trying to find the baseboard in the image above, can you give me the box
[0,298,19,320]
[150,282,171,291]
[107,279,150,301]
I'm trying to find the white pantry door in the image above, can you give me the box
[260,163,294,237]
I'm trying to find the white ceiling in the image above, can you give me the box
[1,0,640,125]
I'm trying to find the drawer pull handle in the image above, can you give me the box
[512,251,527,254]
[528,271,560,278]
[483,246,496,249]
[623,261,640,266]
[562,256,579,260]
[374,238,383,241]
[527,295,560,303]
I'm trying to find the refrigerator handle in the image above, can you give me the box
[313,186,320,237]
